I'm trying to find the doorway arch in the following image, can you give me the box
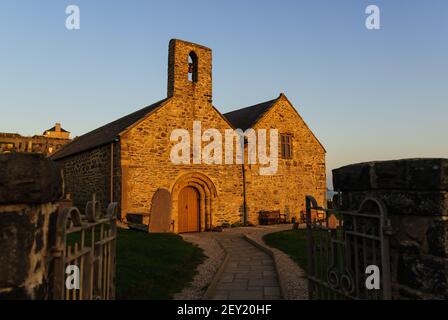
[171,172,217,233]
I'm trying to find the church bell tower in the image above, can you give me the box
[167,39,213,103]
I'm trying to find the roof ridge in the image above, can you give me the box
[222,95,281,130]
[223,95,280,116]
[51,97,168,160]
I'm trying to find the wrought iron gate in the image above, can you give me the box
[49,196,119,300]
[305,195,392,300]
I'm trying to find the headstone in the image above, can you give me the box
[149,188,172,233]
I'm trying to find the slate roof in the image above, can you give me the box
[51,98,168,160]
[51,93,324,160]
[45,126,70,133]
[223,97,279,130]
[224,94,326,152]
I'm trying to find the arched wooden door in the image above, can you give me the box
[178,187,200,233]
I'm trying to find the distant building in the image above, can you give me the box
[43,123,70,140]
[0,123,71,156]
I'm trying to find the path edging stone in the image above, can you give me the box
[243,234,288,300]
[202,236,229,300]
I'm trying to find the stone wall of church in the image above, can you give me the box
[244,95,326,224]
[120,97,245,231]
[56,142,120,214]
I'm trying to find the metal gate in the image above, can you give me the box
[305,195,392,300]
[49,195,119,300]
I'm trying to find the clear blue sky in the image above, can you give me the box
[1,0,447,187]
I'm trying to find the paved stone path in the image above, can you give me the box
[209,234,282,300]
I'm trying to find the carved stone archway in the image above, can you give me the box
[171,172,217,233]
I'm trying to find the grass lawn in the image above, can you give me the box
[115,228,205,299]
[263,229,308,272]
[68,228,205,299]
[263,229,342,275]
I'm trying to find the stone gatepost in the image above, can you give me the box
[0,154,62,299]
[333,158,448,299]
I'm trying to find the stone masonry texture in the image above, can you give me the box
[0,154,62,299]
[59,143,120,214]
[244,95,326,224]
[0,153,62,205]
[333,158,448,299]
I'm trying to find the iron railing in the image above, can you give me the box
[305,195,392,300]
[49,195,118,300]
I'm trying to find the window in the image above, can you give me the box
[281,134,293,159]
[188,51,198,83]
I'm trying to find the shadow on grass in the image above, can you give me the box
[66,227,205,299]
[263,229,308,272]
[115,228,205,300]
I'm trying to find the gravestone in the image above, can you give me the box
[148,188,172,233]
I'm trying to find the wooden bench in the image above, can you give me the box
[299,208,326,224]
[258,210,281,225]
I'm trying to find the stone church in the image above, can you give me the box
[52,39,326,233]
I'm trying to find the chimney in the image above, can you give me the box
[55,123,61,132]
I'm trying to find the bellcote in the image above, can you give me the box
[167,39,212,103]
